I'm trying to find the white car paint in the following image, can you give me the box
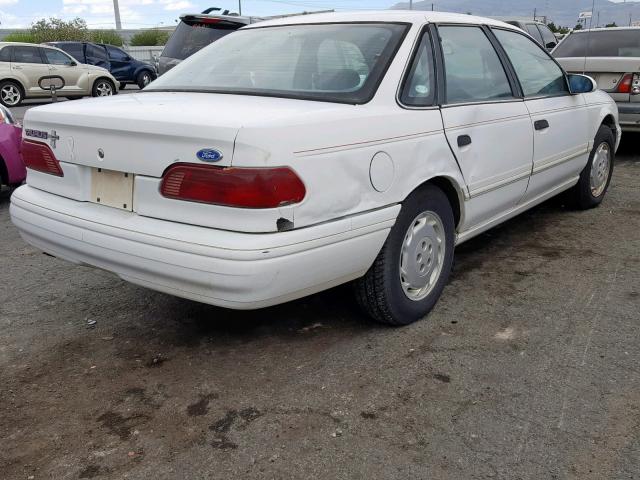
[10,11,620,311]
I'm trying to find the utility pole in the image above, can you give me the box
[409,0,413,10]
[113,0,122,30]
[238,0,242,15]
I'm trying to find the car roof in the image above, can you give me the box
[568,26,640,34]
[0,42,70,51]
[243,10,517,29]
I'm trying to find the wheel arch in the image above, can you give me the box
[0,78,25,95]
[405,175,465,230]
[0,154,7,186]
[91,76,117,93]
[601,113,617,143]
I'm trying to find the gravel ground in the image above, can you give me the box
[1,128,639,480]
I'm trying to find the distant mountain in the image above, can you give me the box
[390,0,640,28]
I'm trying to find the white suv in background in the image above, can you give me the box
[0,42,118,106]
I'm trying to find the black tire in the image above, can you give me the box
[0,80,24,107]
[65,96,82,101]
[569,124,615,209]
[354,184,455,326]
[136,70,155,89]
[91,78,115,97]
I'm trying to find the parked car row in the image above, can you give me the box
[9,11,620,326]
[0,42,118,107]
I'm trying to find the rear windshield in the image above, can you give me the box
[161,19,240,60]
[553,29,640,57]
[147,23,408,104]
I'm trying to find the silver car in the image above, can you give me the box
[553,27,640,132]
[0,42,119,107]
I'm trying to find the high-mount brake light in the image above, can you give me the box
[21,139,64,177]
[160,163,306,208]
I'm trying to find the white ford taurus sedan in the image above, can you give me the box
[10,11,620,326]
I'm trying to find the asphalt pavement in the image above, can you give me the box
[1,103,639,479]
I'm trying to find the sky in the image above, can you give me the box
[1,0,635,29]
[0,0,400,28]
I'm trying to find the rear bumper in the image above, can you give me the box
[10,185,397,309]
[617,102,640,131]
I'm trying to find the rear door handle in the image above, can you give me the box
[12,66,22,70]
[457,135,472,147]
[534,119,549,130]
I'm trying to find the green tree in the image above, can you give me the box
[574,23,583,30]
[90,29,124,46]
[129,29,170,46]
[2,32,36,42]
[605,22,618,28]
[30,17,90,43]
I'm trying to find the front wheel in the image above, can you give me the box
[569,124,615,209]
[137,70,154,89]
[92,79,115,98]
[354,184,455,326]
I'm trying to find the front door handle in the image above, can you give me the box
[457,135,472,147]
[534,119,549,130]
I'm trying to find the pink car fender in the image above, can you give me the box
[0,122,24,186]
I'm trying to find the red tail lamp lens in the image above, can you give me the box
[160,164,306,208]
[617,73,633,93]
[22,139,64,177]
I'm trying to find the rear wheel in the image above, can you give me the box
[569,124,615,209]
[0,81,23,107]
[92,79,115,97]
[354,184,455,326]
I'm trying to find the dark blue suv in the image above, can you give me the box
[46,41,157,89]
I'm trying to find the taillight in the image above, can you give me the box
[160,163,306,208]
[616,74,633,93]
[22,139,64,177]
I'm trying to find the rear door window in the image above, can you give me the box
[525,24,544,45]
[493,28,568,97]
[439,26,514,104]
[57,43,84,62]
[12,46,44,63]
[0,46,11,62]
[399,30,436,106]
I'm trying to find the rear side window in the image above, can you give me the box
[439,26,513,104]
[525,24,544,45]
[13,46,44,63]
[161,20,239,60]
[553,30,640,57]
[0,46,11,62]
[494,29,568,97]
[58,43,84,62]
[400,30,435,106]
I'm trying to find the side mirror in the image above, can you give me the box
[568,74,597,94]
[69,61,77,67]
[546,42,557,49]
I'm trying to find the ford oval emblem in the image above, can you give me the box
[197,148,223,162]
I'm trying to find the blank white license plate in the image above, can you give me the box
[90,168,134,211]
